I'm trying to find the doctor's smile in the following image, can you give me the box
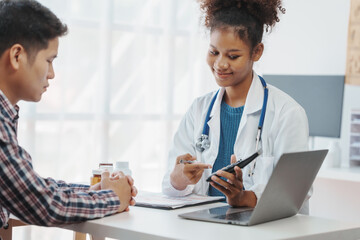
[214,70,233,79]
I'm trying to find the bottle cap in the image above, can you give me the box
[92,169,102,175]
[99,162,113,172]
[99,163,113,167]
[115,161,129,169]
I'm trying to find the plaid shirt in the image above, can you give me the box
[0,90,120,227]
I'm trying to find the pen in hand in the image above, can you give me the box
[179,159,196,164]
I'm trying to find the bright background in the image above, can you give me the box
[13,0,356,239]
[18,0,217,192]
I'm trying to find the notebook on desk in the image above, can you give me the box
[135,191,224,210]
[179,149,328,226]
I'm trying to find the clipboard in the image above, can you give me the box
[134,191,225,210]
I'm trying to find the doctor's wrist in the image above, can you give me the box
[170,170,189,190]
[240,190,257,208]
[230,190,257,208]
[170,176,187,191]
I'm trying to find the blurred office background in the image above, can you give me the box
[13,0,360,239]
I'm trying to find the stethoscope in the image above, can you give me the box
[195,75,269,176]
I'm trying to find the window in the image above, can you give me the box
[14,1,218,237]
[13,1,216,239]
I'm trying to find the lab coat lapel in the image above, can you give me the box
[236,74,264,155]
[203,88,225,164]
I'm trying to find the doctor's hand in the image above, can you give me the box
[209,155,257,208]
[170,153,212,191]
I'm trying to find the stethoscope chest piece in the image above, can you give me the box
[196,134,210,152]
[195,74,268,178]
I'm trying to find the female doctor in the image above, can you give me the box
[162,0,310,213]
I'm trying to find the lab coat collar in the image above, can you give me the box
[209,72,264,118]
[209,88,225,118]
[245,73,265,115]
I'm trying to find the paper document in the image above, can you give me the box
[134,191,225,210]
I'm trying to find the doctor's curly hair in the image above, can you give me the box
[198,0,285,49]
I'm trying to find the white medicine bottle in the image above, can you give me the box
[99,163,114,173]
[114,161,132,176]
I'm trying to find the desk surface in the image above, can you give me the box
[60,202,360,240]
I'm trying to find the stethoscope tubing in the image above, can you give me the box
[197,75,268,153]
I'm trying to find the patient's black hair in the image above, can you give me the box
[0,0,67,59]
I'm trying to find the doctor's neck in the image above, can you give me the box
[223,71,253,108]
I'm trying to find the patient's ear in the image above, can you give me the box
[9,44,27,70]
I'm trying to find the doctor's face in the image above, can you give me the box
[206,27,261,89]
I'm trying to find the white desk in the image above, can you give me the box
[318,166,360,182]
[58,202,360,240]
[310,166,360,223]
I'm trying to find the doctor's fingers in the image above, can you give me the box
[234,166,243,182]
[214,171,243,189]
[209,181,231,196]
[230,154,237,164]
[189,174,202,184]
[184,169,203,184]
[184,163,212,171]
[176,153,196,164]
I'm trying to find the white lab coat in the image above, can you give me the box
[162,73,310,214]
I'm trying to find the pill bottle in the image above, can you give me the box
[99,162,113,173]
[90,169,102,186]
[114,161,132,176]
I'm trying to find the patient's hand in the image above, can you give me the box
[101,171,132,212]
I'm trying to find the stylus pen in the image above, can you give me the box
[179,159,195,164]
[206,149,262,182]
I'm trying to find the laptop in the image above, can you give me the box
[179,149,328,226]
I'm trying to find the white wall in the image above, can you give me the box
[259,0,360,168]
[260,0,350,75]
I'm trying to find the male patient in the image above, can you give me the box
[0,0,136,229]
